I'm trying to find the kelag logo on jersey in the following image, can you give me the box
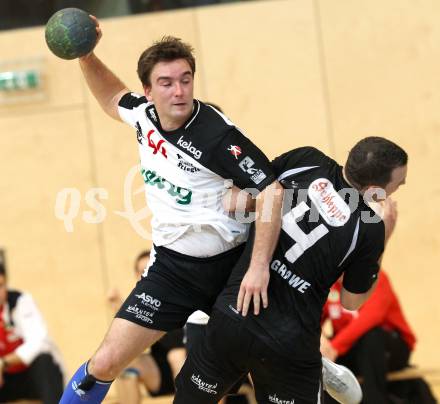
[177,136,202,159]
[140,167,192,205]
[239,156,267,185]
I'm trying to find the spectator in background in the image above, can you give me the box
[107,250,186,403]
[321,199,437,404]
[0,261,65,404]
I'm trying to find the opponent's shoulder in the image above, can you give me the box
[273,146,333,177]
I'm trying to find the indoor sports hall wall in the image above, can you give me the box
[0,0,439,380]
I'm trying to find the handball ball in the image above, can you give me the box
[45,8,97,60]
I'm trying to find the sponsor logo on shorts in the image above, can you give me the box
[191,374,218,395]
[126,304,154,324]
[135,293,161,311]
[268,393,295,404]
[176,154,200,173]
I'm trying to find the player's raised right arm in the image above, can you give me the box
[78,18,129,121]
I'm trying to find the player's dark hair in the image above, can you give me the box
[134,250,150,272]
[345,137,408,189]
[137,36,196,87]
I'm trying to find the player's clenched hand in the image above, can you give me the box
[237,266,270,316]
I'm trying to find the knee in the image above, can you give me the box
[89,350,123,381]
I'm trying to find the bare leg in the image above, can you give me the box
[166,348,186,379]
[89,318,165,381]
[114,375,142,404]
[115,353,162,404]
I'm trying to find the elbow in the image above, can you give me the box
[340,291,368,311]
[341,299,363,311]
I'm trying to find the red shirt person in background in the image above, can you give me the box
[0,261,65,404]
[321,199,436,404]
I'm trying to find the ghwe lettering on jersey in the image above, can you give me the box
[147,130,167,158]
[140,167,192,205]
[270,259,311,294]
[177,136,202,159]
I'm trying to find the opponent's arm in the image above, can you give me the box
[78,17,129,121]
[237,180,283,316]
[340,282,378,311]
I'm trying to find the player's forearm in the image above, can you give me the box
[79,52,129,120]
[249,181,283,268]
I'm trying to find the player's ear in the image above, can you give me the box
[144,85,153,102]
[362,185,387,203]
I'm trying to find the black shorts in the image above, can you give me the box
[116,244,245,331]
[174,310,322,404]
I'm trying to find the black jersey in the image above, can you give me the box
[215,146,385,360]
[118,93,275,249]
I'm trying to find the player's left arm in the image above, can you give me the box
[237,180,284,316]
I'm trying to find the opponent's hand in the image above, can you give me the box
[320,335,338,362]
[237,266,270,316]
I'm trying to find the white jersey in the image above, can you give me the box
[118,94,275,256]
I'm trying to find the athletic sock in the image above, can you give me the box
[59,361,112,404]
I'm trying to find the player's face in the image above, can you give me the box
[144,59,194,131]
[384,164,407,196]
[0,275,7,305]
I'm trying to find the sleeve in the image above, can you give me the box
[271,146,327,178]
[117,92,148,128]
[12,293,49,365]
[209,127,276,192]
[331,272,393,355]
[342,220,385,294]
